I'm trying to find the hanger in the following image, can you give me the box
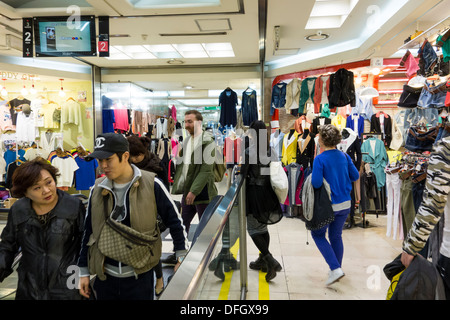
[67,97,76,101]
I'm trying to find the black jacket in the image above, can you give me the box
[328,68,356,109]
[0,190,85,300]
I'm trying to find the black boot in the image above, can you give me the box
[249,253,268,272]
[262,254,282,281]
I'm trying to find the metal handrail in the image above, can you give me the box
[160,171,246,300]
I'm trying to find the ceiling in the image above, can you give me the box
[0,0,449,107]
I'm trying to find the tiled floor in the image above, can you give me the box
[195,212,403,300]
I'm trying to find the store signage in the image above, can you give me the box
[23,17,34,58]
[205,106,220,110]
[0,71,38,81]
[98,16,109,57]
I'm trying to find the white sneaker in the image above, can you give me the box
[326,268,345,286]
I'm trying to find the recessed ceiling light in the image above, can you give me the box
[305,32,329,41]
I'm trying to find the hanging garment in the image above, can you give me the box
[346,113,364,138]
[241,89,258,126]
[51,155,79,188]
[338,128,362,170]
[0,101,13,131]
[298,77,316,114]
[40,131,57,160]
[328,68,356,109]
[361,137,388,189]
[385,169,403,240]
[224,136,242,168]
[113,106,129,133]
[296,129,315,169]
[313,75,331,113]
[399,50,420,78]
[74,156,98,190]
[353,89,374,121]
[219,88,238,127]
[156,117,168,139]
[281,130,299,166]
[270,130,285,162]
[311,116,331,135]
[285,78,301,110]
[15,111,37,143]
[8,97,31,126]
[370,112,393,147]
[331,114,347,131]
[284,163,303,207]
[270,82,287,116]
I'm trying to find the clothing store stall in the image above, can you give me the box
[100,82,179,188]
[267,18,450,243]
[0,71,96,207]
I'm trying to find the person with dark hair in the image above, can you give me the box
[78,133,188,300]
[241,120,283,281]
[0,157,85,299]
[310,124,360,285]
[126,134,167,296]
[127,135,169,189]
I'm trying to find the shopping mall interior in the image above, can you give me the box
[0,0,448,302]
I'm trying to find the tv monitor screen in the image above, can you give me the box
[33,16,97,57]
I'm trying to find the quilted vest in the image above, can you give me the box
[87,170,160,280]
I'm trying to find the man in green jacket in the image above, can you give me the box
[171,110,218,235]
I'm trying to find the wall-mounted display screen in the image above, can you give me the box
[33,16,96,57]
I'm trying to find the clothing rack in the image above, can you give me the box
[359,133,387,228]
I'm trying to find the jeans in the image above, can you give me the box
[417,83,447,108]
[418,40,438,71]
[93,270,154,300]
[311,208,350,271]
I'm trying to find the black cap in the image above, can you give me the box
[86,133,129,160]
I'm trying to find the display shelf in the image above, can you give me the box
[399,15,450,50]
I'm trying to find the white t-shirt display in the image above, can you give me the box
[51,156,79,187]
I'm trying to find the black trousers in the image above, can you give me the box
[93,270,154,300]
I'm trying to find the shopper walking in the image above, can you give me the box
[401,135,450,299]
[127,135,166,296]
[241,120,283,281]
[0,158,85,299]
[77,133,188,300]
[171,110,218,234]
[310,124,360,285]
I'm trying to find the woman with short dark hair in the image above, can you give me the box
[0,157,85,299]
[311,125,360,286]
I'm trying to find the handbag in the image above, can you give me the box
[269,161,288,203]
[305,180,335,231]
[98,217,161,271]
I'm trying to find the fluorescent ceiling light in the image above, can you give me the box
[128,52,157,59]
[107,42,234,60]
[179,50,209,58]
[143,44,176,52]
[114,45,149,53]
[305,0,360,29]
[207,50,235,57]
[173,43,205,52]
[202,42,232,51]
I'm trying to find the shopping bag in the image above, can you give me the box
[269,161,288,203]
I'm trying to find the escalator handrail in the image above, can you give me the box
[160,171,246,300]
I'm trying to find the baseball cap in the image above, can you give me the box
[86,133,129,160]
